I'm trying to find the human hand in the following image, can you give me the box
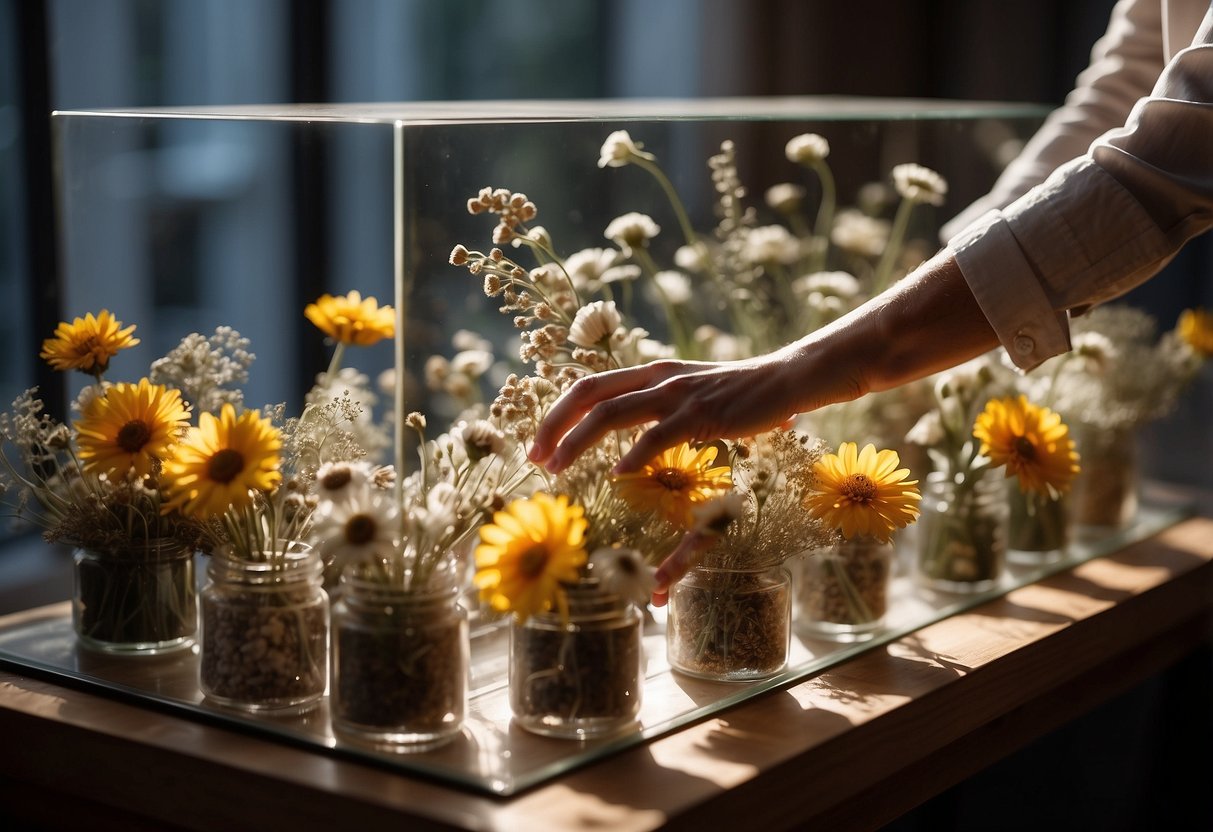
[528,351,810,474]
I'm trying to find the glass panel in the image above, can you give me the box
[31,98,1113,795]
[0,504,1191,795]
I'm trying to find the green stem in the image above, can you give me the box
[872,198,915,295]
[325,342,347,379]
[809,160,836,274]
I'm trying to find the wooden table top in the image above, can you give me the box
[2,510,1211,831]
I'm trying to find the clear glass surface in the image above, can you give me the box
[0,503,1189,796]
[29,96,1111,795]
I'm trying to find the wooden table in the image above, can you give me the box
[2,510,1211,831]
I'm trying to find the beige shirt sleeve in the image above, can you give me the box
[941,0,1169,242]
[947,2,1213,370]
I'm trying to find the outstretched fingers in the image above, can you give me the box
[530,361,701,470]
[540,385,689,473]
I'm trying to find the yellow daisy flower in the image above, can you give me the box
[74,378,190,479]
[804,442,921,543]
[611,442,733,528]
[161,404,282,519]
[474,493,588,622]
[973,395,1080,496]
[40,310,139,374]
[1177,308,1213,358]
[304,290,395,346]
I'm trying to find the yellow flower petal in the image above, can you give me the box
[973,395,1080,496]
[805,442,921,542]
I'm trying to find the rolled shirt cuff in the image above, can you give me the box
[947,211,1071,371]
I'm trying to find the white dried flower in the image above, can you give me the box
[564,247,621,293]
[311,490,399,570]
[424,355,450,389]
[604,212,661,255]
[653,270,692,305]
[568,300,623,348]
[741,225,801,265]
[805,292,845,316]
[695,325,748,361]
[416,481,460,538]
[450,349,493,378]
[795,271,861,299]
[1071,331,1118,375]
[376,368,396,395]
[892,163,948,206]
[455,418,506,461]
[510,225,552,249]
[589,547,657,606]
[674,243,711,273]
[830,209,890,258]
[597,129,656,169]
[315,460,375,507]
[600,265,642,285]
[785,133,830,165]
[452,330,494,354]
[764,182,806,214]
[905,410,945,447]
[691,492,747,537]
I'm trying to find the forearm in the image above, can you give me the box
[784,251,998,407]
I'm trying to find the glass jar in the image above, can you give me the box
[795,537,893,642]
[666,564,791,681]
[199,545,329,714]
[1069,423,1139,538]
[331,572,468,751]
[1007,484,1070,565]
[916,471,1008,593]
[72,538,197,655]
[509,582,643,739]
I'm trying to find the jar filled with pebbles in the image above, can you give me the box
[199,544,329,714]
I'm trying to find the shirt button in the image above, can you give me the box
[1013,334,1035,356]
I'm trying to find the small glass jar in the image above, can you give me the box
[509,582,643,739]
[331,571,468,751]
[1007,484,1070,565]
[666,564,791,681]
[199,545,329,714]
[916,471,1008,593]
[72,538,197,655]
[1069,423,1139,538]
[795,537,893,642]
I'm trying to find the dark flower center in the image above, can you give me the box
[654,467,691,492]
[321,467,352,491]
[1014,436,1037,461]
[518,544,550,579]
[344,514,377,545]
[117,419,152,453]
[841,473,877,504]
[207,449,245,484]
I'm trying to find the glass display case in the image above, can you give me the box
[25,97,1153,797]
[51,97,1049,429]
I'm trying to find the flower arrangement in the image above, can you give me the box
[1019,304,1209,435]
[0,289,394,658]
[906,358,1080,585]
[447,129,947,680]
[660,429,834,679]
[1009,303,1210,532]
[797,441,921,637]
[1,311,205,554]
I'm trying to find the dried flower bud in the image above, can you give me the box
[449,244,470,266]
